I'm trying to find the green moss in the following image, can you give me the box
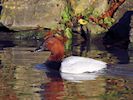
[92,10,101,18]
[82,6,94,17]
[64,27,72,39]
[61,6,72,23]
[65,39,72,52]
[103,17,115,27]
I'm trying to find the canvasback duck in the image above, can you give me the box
[38,30,107,74]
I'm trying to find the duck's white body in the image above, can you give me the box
[60,56,107,74]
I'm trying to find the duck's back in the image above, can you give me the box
[60,56,107,74]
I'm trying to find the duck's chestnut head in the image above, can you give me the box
[43,31,67,61]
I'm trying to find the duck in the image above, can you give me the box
[36,30,107,74]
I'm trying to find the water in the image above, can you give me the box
[0,40,133,100]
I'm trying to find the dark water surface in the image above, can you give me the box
[0,39,133,100]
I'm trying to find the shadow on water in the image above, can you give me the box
[103,11,132,49]
[103,11,133,64]
[71,37,90,56]
[0,21,16,50]
[102,11,133,78]
[106,64,133,77]
[0,60,3,69]
[0,40,15,50]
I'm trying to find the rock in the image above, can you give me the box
[69,0,108,35]
[114,0,133,20]
[130,15,133,43]
[70,0,108,16]
[92,0,108,17]
[1,0,66,30]
[70,0,94,15]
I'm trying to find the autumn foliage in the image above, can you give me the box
[89,0,126,28]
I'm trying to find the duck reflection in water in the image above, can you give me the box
[35,62,65,100]
[0,60,2,68]
[35,64,99,100]
[103,11,133,64]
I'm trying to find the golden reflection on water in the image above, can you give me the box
[0,47,49,100]
[0,47,133,100]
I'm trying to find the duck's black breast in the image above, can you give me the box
[45,60,62,71]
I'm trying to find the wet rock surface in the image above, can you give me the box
[0,0,66,30]
[70,0,108,15]
[130,15,133,43]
